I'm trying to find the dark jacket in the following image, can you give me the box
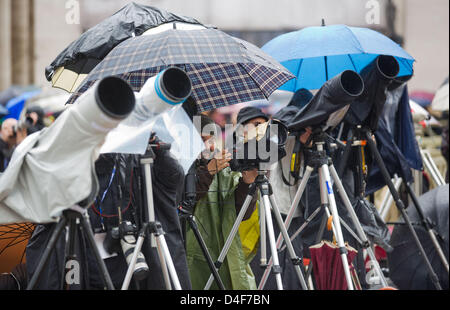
[0,139,13,172]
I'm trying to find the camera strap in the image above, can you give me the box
[95,164,117,229]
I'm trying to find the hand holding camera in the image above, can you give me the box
[207,149,232,175]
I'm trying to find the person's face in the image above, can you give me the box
[1,119,17,143]
[242,117,267,141]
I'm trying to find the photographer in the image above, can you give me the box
[185,113,259,290]
[25,106,46,135]
[248,103,312,290]
[0,118,27,172]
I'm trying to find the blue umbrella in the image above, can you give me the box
[262,24,415,91]
[4,90,41,120]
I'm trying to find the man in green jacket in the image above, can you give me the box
[185,111,268,290]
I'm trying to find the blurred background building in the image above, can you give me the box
[0,0,448,95]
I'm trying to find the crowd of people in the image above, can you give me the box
[0,85,448,290]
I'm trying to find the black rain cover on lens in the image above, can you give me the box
[288,70,364,132]
[345,55,400,131]
[45,2,204,80]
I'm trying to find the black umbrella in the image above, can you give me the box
[65,27,294,111]
[387,184,449,290]
[46,2,205,92]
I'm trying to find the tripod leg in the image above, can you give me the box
[204,185,257,290]
[336,131,353,177]
[279,204,322,252]
[155,233,182,290]
[404,181,449,272]
[319,164,355,290]
[27,218,67,290]
[121,226,147,290]
[421,149,445,186]
[365,131,443,290]
[156,236,173,290]
[187,215,226,290]
[259,190,267,268]
[78,214,115,290]
[379,175,402,221]
[258,166,313,290]
[268,194,309,290]
[260,194,283,290]
[329,164,389,287]
[61,215,79,290]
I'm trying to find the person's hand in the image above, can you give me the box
[299,127,313,145]
[207,149,231,175]
[242,168,258,184]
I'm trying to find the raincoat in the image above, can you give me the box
[185,167,257,290]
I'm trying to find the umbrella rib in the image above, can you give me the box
[347,54,358,72]
[295,58,304,90]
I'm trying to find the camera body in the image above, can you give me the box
[103,220,150,281]
[103,220,137,254]
[228,119,288,172]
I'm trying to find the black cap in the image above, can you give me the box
[236,106,268,125]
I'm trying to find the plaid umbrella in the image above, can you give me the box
[66,28,294,111]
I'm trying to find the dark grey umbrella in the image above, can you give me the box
[46,2,205,92]
[65,28,294,111]
[387,184,449,290]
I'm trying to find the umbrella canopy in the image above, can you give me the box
[4,90,41,120]
[261,24,415,91]
[431,77,449,111]
[66,27,294,111]
[387,184,449,290]
[309,240,358,290]
[46,2,205,92]
[0,105,8,118]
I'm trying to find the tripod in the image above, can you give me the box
[259,131,389,290]
[121,144,181,290]
[178,164,226,290]
[337,125,445,289]
[27,206,115,290]
[203,168,308,290]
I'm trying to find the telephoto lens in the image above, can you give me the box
[119,221,150,281]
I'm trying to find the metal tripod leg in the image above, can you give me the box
[329,164,389,287]
[186,214,226,290]
[204,184,257,290]
[364,130,443,290]
[122,155,181,290]
[121,221,181,290]
[259,190,267,268]
[319,164,354,290]
[268,194,308,290]
[421,149,445,186]
[379,175,402,221]
[260,192,283,290]
[258,166,313,290]
[404,181,449,272]
[27,209,115,290]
